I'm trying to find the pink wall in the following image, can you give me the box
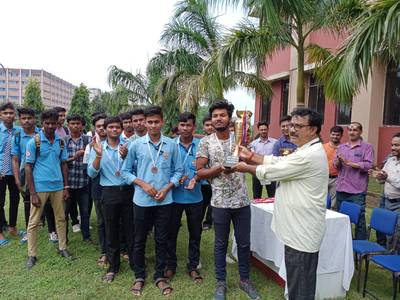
[378,127,400,165]
[262,48,291,78]
[308,30,346,53]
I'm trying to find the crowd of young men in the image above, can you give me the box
[1,99,399,300]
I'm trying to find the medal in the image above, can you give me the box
[115,171,121,177]
[104,143,121,177]
[151,166,158,174]
[147,135,164,174]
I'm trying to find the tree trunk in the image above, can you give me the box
[296,23,306,107]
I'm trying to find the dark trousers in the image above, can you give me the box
[44,202,56,233]
[213,205,251,281]
[133,203,172,281]
[0,175,19,233]
[102,186,134,273]
[336,191,367,240]
[67,186,91,240]
[285,245,319,300]
[22,190,31,228]
[201,185,213,226]
[252,176,276,198]
[94,198,106,255]
[67,194,79,227]
[166,202,203,272]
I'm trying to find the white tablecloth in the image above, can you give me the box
[232,203,354,299]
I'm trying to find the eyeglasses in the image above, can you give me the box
[289,123,311,131]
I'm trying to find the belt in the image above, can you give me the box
[329,175,337,179]
[385,197,400,203]
[102,185,133,192]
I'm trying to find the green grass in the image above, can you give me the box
[0,178,393,299]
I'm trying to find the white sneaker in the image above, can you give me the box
[226,254,236,264]
[72,224,81,233]
[20,233,28,244]
[197,260,202,269]
[49,232,58,243]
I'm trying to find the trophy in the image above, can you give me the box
[224,110,253,168]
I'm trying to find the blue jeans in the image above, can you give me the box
[213,205,251,282]
[67,186,91,240]
[376,195,400,252]
[336,192,367,240]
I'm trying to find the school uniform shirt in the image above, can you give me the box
[120,132,138,146]
[25,131,68,193]
[87,140,126,187]
[122,134,183,207]
[0,123,20,176]
[172,137,203,204]
[11,127,41,165]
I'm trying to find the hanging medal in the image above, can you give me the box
[147,135,163,174]
[104,143,121,176]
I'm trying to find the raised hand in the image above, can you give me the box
[92,135,103,156]
[119,145,128,159]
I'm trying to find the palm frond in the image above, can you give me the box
[227,71,273,100]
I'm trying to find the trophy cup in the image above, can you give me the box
[224,110,253,168]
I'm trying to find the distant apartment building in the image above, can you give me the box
[0,68,76,109]
[88,88,101,101]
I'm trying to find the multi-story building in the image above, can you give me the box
[254,30,400,164]
[0,68,76,109]
[88,88,101,102]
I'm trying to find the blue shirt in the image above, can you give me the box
[87,139,127,187]
[122,134,183,207]
[0,123,20,175]
[11,127,41,167]
[272,135,297,156]
[25,131,68,193]
[172,137,203,204]
[120,132,137,146]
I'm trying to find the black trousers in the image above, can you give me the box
[201,184,213,226]
[94,198,106,255]
[43,202,56,233]
[166,202,203,272]
[285,245,319,300]
[252,176,276,198]
[0,175,19,233]
[22,190,31,228]
[102,186,135,273]
[133,203,172,281]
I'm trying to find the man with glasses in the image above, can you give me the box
[334,122,373,240]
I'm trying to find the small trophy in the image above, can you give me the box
[224,110,253,168]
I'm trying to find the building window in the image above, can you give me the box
[336,103,352,125]
[281,80,289,117]
[308,75,326,122]
[383,62,400,125]
[260,96,271,124]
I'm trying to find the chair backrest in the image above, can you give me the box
[339,201,361,225]
[370,208,398,236]
[326,194,332,209]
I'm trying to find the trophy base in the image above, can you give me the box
[224,155,239,168]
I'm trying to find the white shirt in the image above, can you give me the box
[382,156,400,199]
[256,138,328,253]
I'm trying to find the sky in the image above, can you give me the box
[1,0,254,112]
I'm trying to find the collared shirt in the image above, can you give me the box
[323,142,339,177]
[87,139,126,187]
[66,135,90,189]
[11,127,40,172]
[172,137,203,204]
[25,131,68,193]
[0,123,20,176]
[382,156,400,199]
[120,131,137,145]
[256,138,328,253]
[122,134,183,207]
[249,137,277,156]
[334,140,374,194]
[197,133,250,209]
[272,135,297,156]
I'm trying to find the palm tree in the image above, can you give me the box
[311,0,400,103]
[209,0,364,106]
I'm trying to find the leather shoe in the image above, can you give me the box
[58,249,73,259]
[27,256,37,269]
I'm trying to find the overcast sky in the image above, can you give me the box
[1,0,254,112]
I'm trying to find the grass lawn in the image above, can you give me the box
[0,177,393,299]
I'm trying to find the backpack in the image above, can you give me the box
[34,134,65,160]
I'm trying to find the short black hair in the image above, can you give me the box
[53,107,66,113]
[330,126,344,135]
[257,121,269,129]
[103,116,122,128]
[0,102,15,112]
[280,115,292,124]
[119,112,132,121]
[92,113,107,126]
[393,132,400,139]
[130,108,145,116]
[144,106,163,119]
[291,107,322,134]
[209,100,235,118]
[202,114,211,124]
[171,125,179,134]
[66,114,84,124]
[351,122,363,131]
[178,112,196,124]
[41,109,59,122]
[92,111,105,118]
[17,107,35,117]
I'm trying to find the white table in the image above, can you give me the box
[232,203,354,300]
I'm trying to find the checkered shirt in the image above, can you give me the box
[67,136,89,189]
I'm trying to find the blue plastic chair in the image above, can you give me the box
[352,208,398,292]
[326,194,332,209]
[339,201,361,226]
[363,255,400,300]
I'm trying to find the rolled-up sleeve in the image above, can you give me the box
[87,148,100,178]
[121,141,137,184]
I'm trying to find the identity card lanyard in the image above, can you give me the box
[147,135,163,174]
[177,137,193,175]
[103,143,121,176]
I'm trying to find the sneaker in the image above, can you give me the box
[20,233,28,244]
[26,256,37,269]
[72,224,81,233]
[214,281,227,300]
[239,280,260,300]
[226,254,236,264]
[49,232,58,243]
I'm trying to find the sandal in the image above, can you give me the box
[0,239,10,247]
[164,269,176,279]
[155,278,173,296]
[102,272,116,283]
[188,270,203,284]
[97,255,108,267]
[131,279,145,296]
